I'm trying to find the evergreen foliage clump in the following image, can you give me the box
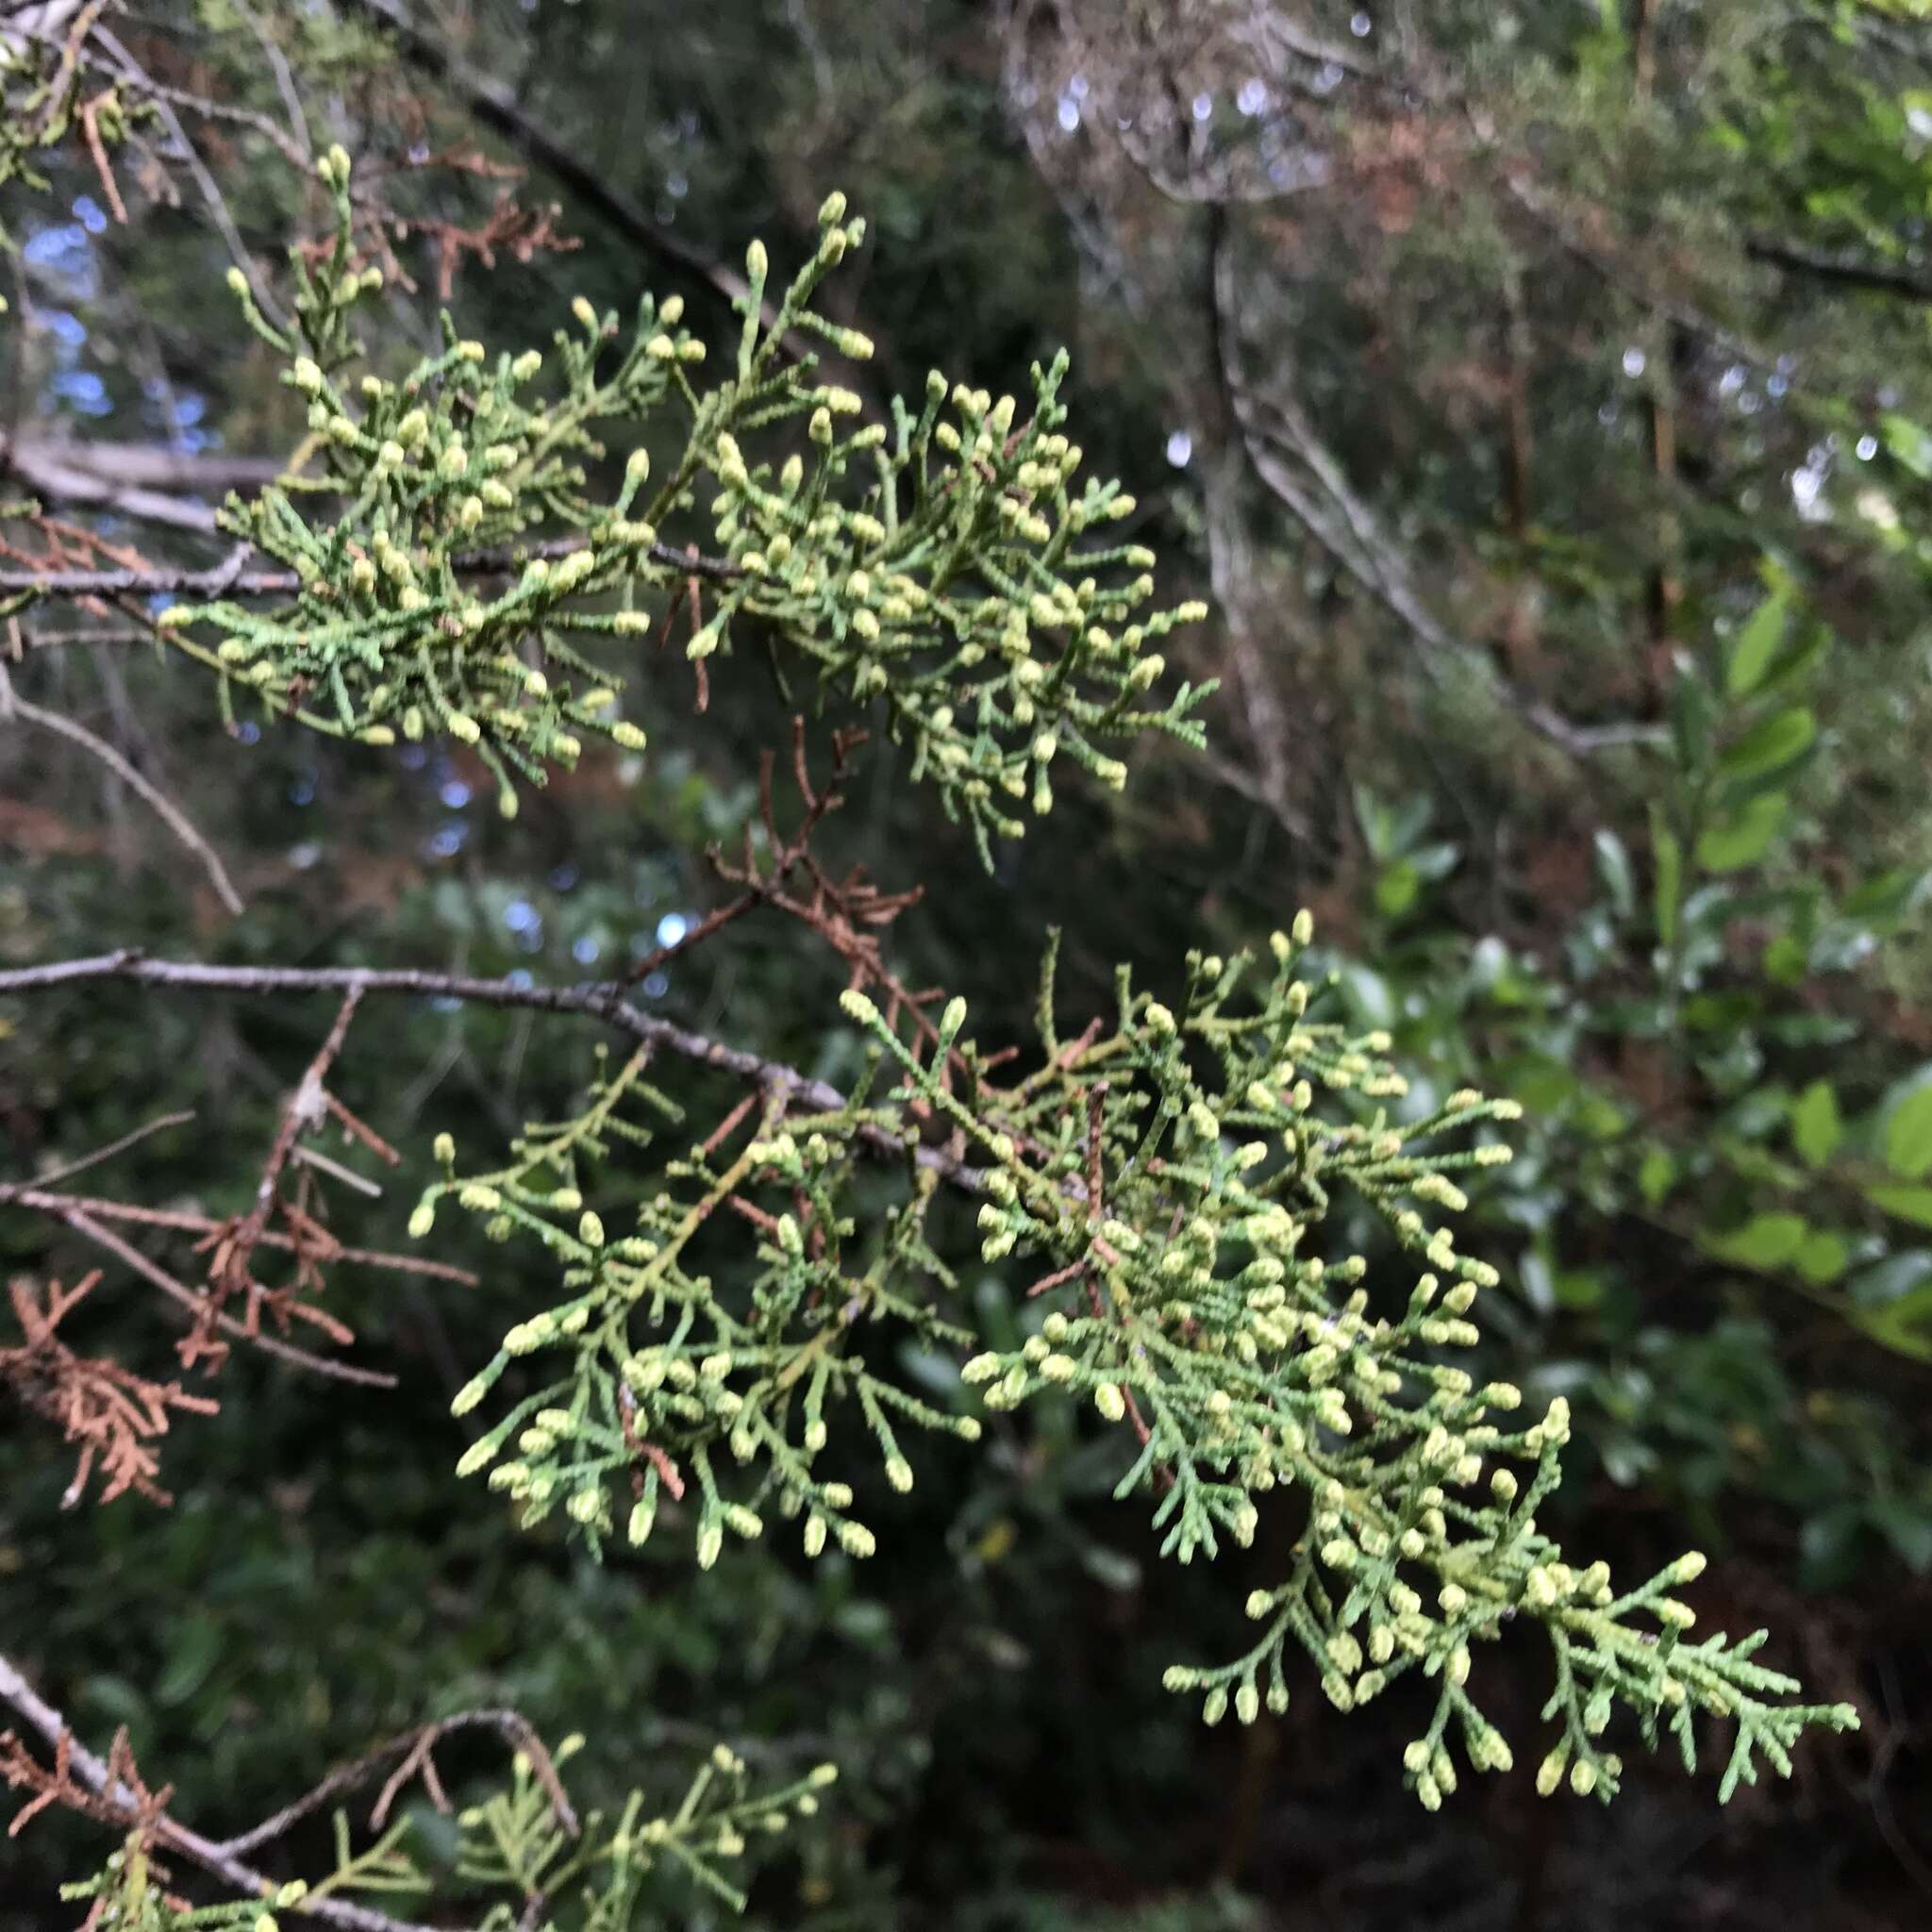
[425,927,1857,1813]
[54,1737,835,1926]
[158,159,1210,851]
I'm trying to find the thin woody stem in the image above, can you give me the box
[0,674,246,915]
[32,1197,398,1389]
[219,988,363,1298]
[0,1188,477,1284]
[0,1651,447,1932]
[0,950,991,1194]
[215,1708,577,1857]
[0,536,741,603]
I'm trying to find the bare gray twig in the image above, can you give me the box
[0,670,246,913]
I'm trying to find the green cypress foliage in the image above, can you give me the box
[0,34,143,231]
[157,162,1211,852]
[58,1741,835,1925]
[425,928,1857,1811]
[0,76,1863,1898]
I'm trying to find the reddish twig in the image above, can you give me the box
[34,1198,396,1389]
[0,951,1010,1195]
[217,1707,578,1857]
[2,1189,476,1285]
[0,1649,491,1932]
[216,990,362,1295]
[616,1381,687,1502]
[1,1274,219,1506]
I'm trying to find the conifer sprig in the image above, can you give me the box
[445,1733,837,1920]
[51,1737,836,1929]
[425,919,1857,1809]
[425,1039,980,1564]
[0,31,142,236]
[146,161,1210,843]
[58,1847,291,1932]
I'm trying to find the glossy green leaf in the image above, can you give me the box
[1790,1080,1842,1167]
[1724,593,1788,697]
[1375,859,1420,919]
[1763,932,1807,985]
[1718,706,1815,783]
[1707,1212,1807,1269]
[1881,409,1932,478]
[1794,1231,1849,1284]
[1638,1144,1677,1205]
[1854,1283,1932,1363]
[1868,1184,1932,1228]
[1695,792,1786,873]
[1885,1084,1932,1179]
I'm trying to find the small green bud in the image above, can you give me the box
[450,1374,491,1419]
